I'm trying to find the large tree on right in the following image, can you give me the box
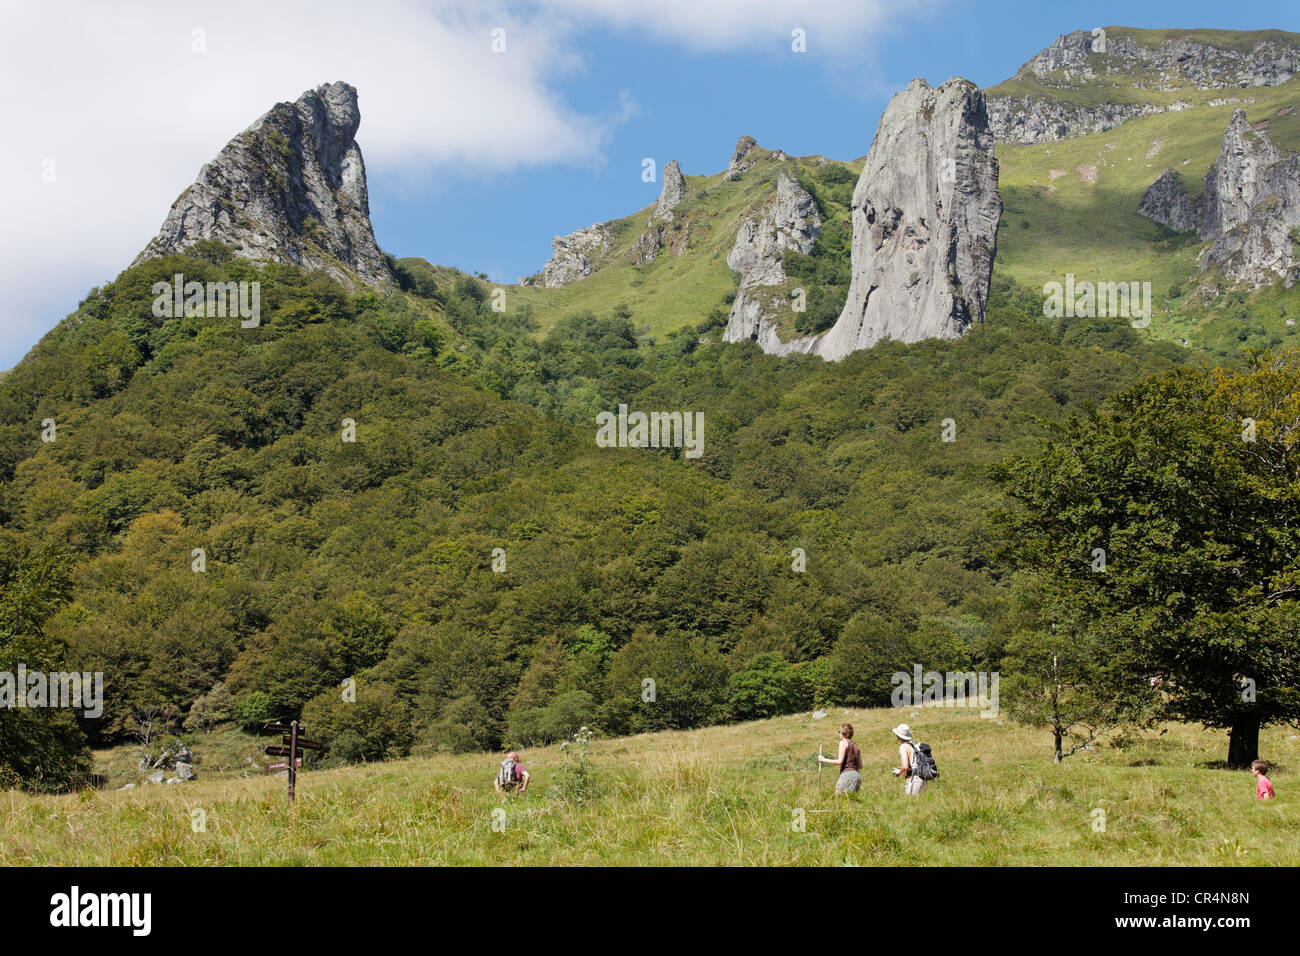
[992,350,1300,767]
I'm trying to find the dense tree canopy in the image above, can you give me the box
[0,249,1198,781]
[994,351,1300,765]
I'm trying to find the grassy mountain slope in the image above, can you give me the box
[4,707,1296,865]
[997,81,1300,349]
[498,146,863,340]
[991,28,1300,356]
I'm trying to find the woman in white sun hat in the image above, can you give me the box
[891,724,925,796]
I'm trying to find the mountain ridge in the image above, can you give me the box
[118,26,1300,369]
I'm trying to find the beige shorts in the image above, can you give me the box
[904,774,926,796]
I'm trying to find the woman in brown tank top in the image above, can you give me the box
[817,723,863,793]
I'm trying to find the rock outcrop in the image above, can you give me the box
[987,29,1300,143]
[1199,110,1300,286]
[722,171,821,352]
[988,97,1188,145]
[134,82,387,287]
[629,159,692,266]
[1138,108,1300,287]
[814,79,1000,360]
[1138,168,1199,233]
[520,224,613,287]
[630,226,665,265]
[1018,29,1300,88]
[653,160,689,221]
[725,79,1000,360]
[726,136,758,179]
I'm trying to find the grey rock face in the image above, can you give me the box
[653,160,689,221]
[1138,169,1200,233]
[722,171,821,351]
[803,78,999,361]
[1199,110,1300,286]
[1138,109,1300,287]
[1020,29,1300,87]
[631,224,665,265]
[726,136,758,179]
[988,30,1300,143]
[628,159,692,265]
[520,224,612,287]
[988,97,1187,145]
[135,82,387,287]
[725,79,1000,361]
[174,762,198,781]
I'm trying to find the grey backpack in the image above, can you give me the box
[497,757,517,787]
[910,742,939,781]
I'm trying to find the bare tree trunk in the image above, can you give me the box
[1053,726,1063,764]
[1227,715,1260,769]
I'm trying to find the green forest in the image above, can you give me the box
[2,243,1297,788]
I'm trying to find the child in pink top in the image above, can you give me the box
[1252,760,1274,800]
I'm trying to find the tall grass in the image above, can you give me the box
[2,707,1295,866]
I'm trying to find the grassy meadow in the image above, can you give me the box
[995,77,1300,353]
[3,707,1295,866]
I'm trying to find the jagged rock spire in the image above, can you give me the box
[134,81,387,288]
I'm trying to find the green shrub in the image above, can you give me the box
[728,653,811,720]
[232,691,276,732]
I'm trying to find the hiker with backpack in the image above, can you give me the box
[891,724,937,795]
[817,722,863,794]
[494,750,530,795]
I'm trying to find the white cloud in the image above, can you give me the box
[0,0,938,368]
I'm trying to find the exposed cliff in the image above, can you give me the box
[134,82,387,288]
[1137,168,1200,233]
[725,78,1001,361]
[722,171,822,352]
[814,79,1001,360]
[987,28,1300,143]
[1138,108,1300,288]
[520,224,613,287]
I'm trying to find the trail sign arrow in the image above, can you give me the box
[265,759,302,772]
[283,735,323,750]
[262,722,300,735]
[263,745,303,757]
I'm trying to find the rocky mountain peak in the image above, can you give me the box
[520,224,613,287]
[134,81,387,287]
[726,77,1001,360]
[812,78,1000,360]
[726,136,759,179]
[721,170,822,351]
[1139,107,1300,288]
[653,160,689,222]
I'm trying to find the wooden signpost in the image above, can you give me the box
[261,720,323,801]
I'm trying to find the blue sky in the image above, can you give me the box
[3,0,1298,368]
